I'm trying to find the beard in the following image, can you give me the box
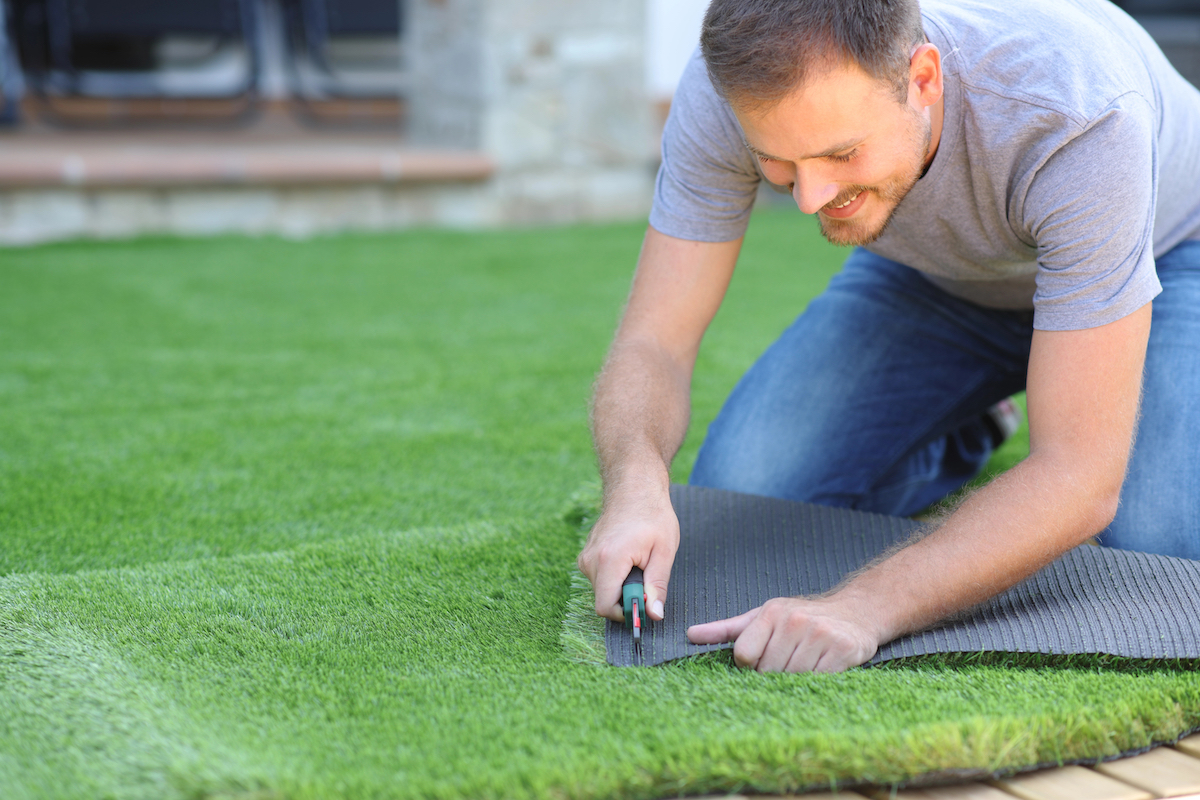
[817,110,932,247]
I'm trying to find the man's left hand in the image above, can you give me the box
[686,596,880,673]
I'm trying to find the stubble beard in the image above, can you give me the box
[817,111,932,247]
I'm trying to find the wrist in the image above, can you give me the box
[601,460,672,513]
[828,583,900,646]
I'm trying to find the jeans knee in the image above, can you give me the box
[690,431,802,499]
[1101,485,1200,559]
[688,424,859,506]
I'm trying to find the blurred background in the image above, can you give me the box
[0,0,1197,246]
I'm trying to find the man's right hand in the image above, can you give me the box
[576,493,680,622]
[581,227,741,624]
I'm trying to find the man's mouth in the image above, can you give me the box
[821,190,867,219]
[830,191,861,209]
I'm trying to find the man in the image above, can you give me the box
[578,0,1200,673]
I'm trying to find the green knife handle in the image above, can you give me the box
[622,566,645,629]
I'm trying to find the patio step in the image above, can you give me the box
[0,131,492,188]
[681,732,1200,800]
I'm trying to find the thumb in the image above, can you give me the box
[642,547,674,621]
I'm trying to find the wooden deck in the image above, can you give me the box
[695,733,1200,800]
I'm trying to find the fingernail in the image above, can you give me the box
[653,599,664,618]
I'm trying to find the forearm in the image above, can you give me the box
[579,228,740,619]
[589,229,740,510]
[591,338,692,505]
[839,305,1150,645]
[837,450,1121,643]
[688,304,1150,673]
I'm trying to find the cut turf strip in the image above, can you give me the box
[605,485,1200,668]
[7,517,1200,800]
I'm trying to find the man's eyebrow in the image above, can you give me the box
[744,137,864,161]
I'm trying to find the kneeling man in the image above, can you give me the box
[579,0,1200,672]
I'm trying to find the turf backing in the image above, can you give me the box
[3,211,1196,799]
[596,485,1200,667]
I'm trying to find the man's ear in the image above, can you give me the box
[909,43,943,110]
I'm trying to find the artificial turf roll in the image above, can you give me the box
[605,485,1200,668]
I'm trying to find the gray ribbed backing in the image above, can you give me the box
[605,485,1200,667]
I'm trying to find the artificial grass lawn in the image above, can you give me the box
[2,211,1196,799]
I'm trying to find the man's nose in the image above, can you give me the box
[791,165,840,215]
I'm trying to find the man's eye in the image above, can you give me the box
[757,154,773,164]
[828,150,858,163]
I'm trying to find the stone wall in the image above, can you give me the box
[406,0,656,225]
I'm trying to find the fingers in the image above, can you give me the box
[811,651,846,673]
[694,598,878,674]
[643,542,675,620]
[687,607,759,645]
[733,615,778,670]
[785,644,823,673]
[814,633,877,673]
[590,555,628,622]
[577,502,681,624]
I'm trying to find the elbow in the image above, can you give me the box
[1032,449,1126,544]
[1074,463,1126,541]
[1082,488,1122,537]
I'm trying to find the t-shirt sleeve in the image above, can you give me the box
[1025,95,1163,331]
[648,52,762,243]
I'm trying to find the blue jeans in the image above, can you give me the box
[690,242,1200,559]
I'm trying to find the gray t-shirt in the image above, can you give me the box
[650,0,1200,330]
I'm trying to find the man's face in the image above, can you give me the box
[734,59,938,247]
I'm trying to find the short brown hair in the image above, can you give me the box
[701,0,925,109]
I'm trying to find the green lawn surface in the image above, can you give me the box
[2,211,1195,800]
